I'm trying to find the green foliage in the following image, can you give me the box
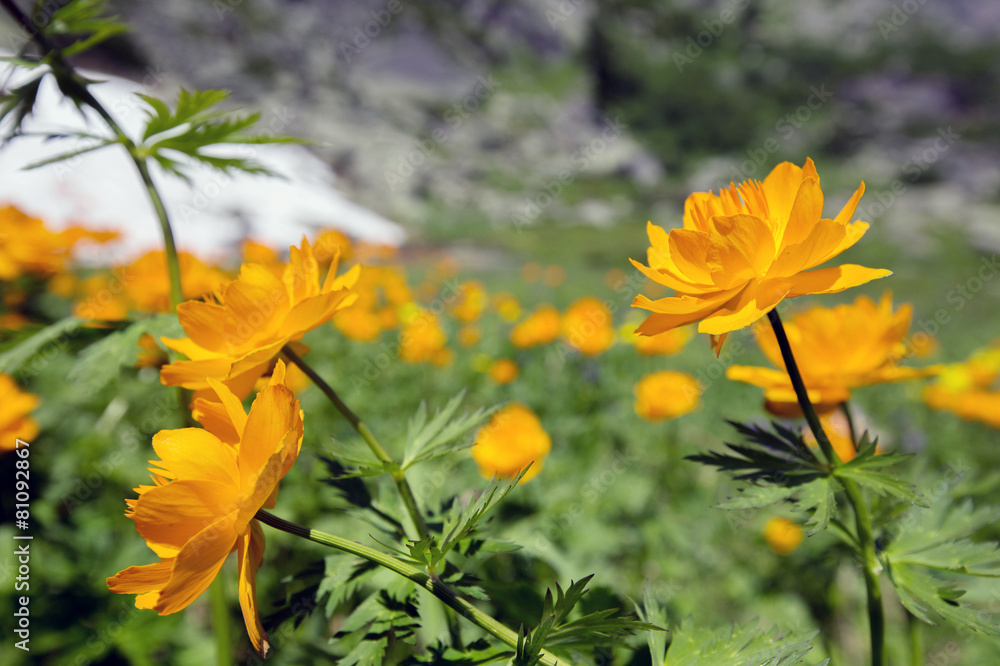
[46,0,128,57]
[135,88,303,180]
[663,621,824,666]
[66,314,180,391]
[884,491,1000,636]
[0,316,86,373]
[402,390,494,469]
[832,435,926,506]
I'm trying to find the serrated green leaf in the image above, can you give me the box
[0,317,87,374]
[438,471,525,560]
[887,562,1000,635]
[338,636,387,666]
[798,477,835,535]
[21,140,116,170]
[402,391,495,469]
[834,452,926,506]
[665,620,822,666]
[716,484,801,510]
[635,586,669,666]
[45,0,128,56]
[886,498,1000,576]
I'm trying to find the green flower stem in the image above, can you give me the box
[209,577,232,666]
[908,610,924,666]
[841,402,859,445]
[767,310,885,666]
[0,3,185,308]
[279,346,429,539]
[255,509,568,666]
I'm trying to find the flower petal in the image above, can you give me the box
[697,279,791,336]
[132,480,240,558]
[177,301,229,353]
[151,429,239,486]
[632,287,742,335]
[107,558,173,595]
[153,511,239,615]
[239,384,302,495]
[762,160,805,223]
[206,377,249,439]
[786,265,893,297]
[237,521,270,658]
[159,358,234,390]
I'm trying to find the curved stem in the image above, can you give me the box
[209,577,232,666]
[767,310,884,666]
[841,402,859,446]
[255,510,568,666]
[280,345,429,539]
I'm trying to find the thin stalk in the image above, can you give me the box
[209,577,233,666]
[255,510,568,666]
[908,610,924,666]
[279,346,429,539]
[841,402,859,446]
[767,310,884,666]
[0,4,184,307]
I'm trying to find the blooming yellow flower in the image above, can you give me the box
[488,359,519,384]
[727,293,939,414]
[0,374,39,453]
[493,292,522,322]
[399,310,448,364]
[633,371,701,421]
[458,324,481,348]
[160,239,358,397]
[74,251,229,321]
[763,517,804,556]
[0,206,116,280]
[510,305,561,349]
[631,158,891,341]
[626,323,692,356]
[332,266,411,341]
[472,404,551,483]
[451,281,488,323]
[923,344,1000,428]
[562,297,615,356]
[108,362,302,657]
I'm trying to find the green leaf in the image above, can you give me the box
[664,620,823,666]
[0,74,44,141]
[338,636,387,666]
[45,0,128,57]
[66,314,180,391]
[0,317,87,375]
[635,586,669,666]
[438,471,526,561]
[402,390,495,469]
[798,477,836,535]
[887,562,999,635]
[688,420,827,486]
[833,440,926,506]
[21,140,116,170]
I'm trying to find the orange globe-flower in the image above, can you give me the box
[472,403,551,483]
[160,238,359,398]
[727,293,940,414]
[0,205,116,280]
[763,517,804,556]
[487,358,520,384]
[631,158,891,340]
[399,309,450,365]
[108,362,302,657]
[633,371,701,421]
[923,344,1000,428]
[0,374,39,453]
[561,297,615,356]
[510,305,561,349]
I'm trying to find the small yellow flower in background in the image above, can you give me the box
[520,261,543,284]
[160,238,359,398]
[108,362,303,657]
[803,409,857,462]
[399,309,448,364]
[923,344,1000,428]
[334,307,384,342]
[543,265,565,287]
[510,305,561,349]
[726,293,940,415]
[604,268,627,290]
[562,297,615,356]
[0,205,116,281]
[314,229,353,263]
[488,359,519,384]
[633,371,700,421]
[75,251,229,321]
[493,292,522,322]
[0,374,39,453]
[452,281,489,323]
[458,324,482,347]
[763,517,804,556]
[472,403,551,483]
[135,334,169,369]
[333,265,412,341]
[631,158,891,345]
[627,323,692,356]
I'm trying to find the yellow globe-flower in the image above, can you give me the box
[562,297,615,356]
[510,305,561,349]
[633,371,700,421]
[472,404,551,483]
[632,158,891,340]
[763,517,804,556]
[0,374,39,453]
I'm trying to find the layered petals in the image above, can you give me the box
[632,158,891,343]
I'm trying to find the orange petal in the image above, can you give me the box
[633,288,742,335]
[206,378,249,438]
[239,384,302,494]
[177,301,229,353]
[786,265,893,297]
[153,512,239,615]
[281,290,355,336]
[725,365,791,389]
[132,480,240,558]
[705,214,775,285]
[779,174,824,250]
[192,399,241,444]
[697,280,791,336]
[151,429,239,486]
[107,558,173,595]
[762,160,805,223]
[159,358,234,390]
[833,182,866,226]
[667,229,714,285]
[237,521,270,658]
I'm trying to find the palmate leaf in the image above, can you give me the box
[438,471,525,560]
[884,492,1000,635]
[688,420,827,485]
[832,435,926,506]
[316,555,380,618]
[409,639,511,665]
[402,390,494,469]
[135,88,303,180]
[664,621,824,666]
[635,586,669,666]
[45,0,128,57]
